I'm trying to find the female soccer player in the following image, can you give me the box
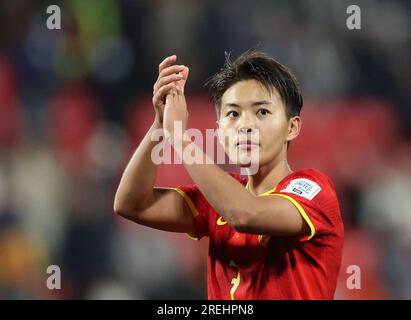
[114,51,344,300]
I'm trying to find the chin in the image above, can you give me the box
[237,162,252,168]
[225,148,263,168]
[236,154,262,168]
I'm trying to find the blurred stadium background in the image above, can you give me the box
[0,0,411,299]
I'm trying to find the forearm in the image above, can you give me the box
[114,119,163,213]
[176,139,255,227]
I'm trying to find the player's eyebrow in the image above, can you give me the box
[223,101,273,108]
[251,100,272,106]
[223,103,240,108]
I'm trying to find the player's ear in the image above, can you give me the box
[286,116,301,143]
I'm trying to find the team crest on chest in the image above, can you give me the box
[217,216,228,226]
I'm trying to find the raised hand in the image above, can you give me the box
[163,85,189,145]
[152,55,189,123]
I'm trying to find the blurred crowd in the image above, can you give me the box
[0,0,410,299]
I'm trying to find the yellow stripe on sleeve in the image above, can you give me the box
[172,188,199,217]
[172,188,200,240]
[265,193,316,241]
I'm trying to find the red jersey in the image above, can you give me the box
[174,169,344,300]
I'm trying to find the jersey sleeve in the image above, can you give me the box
[172,184,210,240]
[269,171,341,242]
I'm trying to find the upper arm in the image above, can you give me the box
[119,187,196,234]
[239,174,339,241]
[238,195,311,238]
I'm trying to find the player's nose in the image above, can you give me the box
[238,114,257,133]
[238,127,254,134]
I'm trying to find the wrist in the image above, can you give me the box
[152,117,163,130]
[168,131,190,146]
[170,135,193,163]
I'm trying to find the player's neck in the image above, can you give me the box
[247,158,292,196]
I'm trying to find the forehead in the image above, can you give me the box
[221,79,282,106]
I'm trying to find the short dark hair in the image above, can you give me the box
[205,50,303,119]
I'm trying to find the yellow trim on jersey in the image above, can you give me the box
[245,180,276,196]
[246,180,316,240]
[265,193,316,241]
[172,188,200,241]
[172,188,199,217]
[186,233,199,240]
[230,271,241,300]
[259,188,277,196]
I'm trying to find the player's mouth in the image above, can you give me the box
[236,140,260,151]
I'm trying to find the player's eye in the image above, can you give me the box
[226,110,239,118]
[257,109,270,116]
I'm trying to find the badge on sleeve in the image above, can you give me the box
[281,178,321,200]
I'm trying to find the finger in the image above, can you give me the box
[170,86,178,97]
[165,94,172,109]
[175,85,183,96]
[153,83,175,104]
[158,65,186,79]
[165,88,176,105]
[178,87,187,106]
[181,66,189,81]
[153,73,184,92]
[158,55,177,73]
[173,85,184,106]
[177,66,190,93]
